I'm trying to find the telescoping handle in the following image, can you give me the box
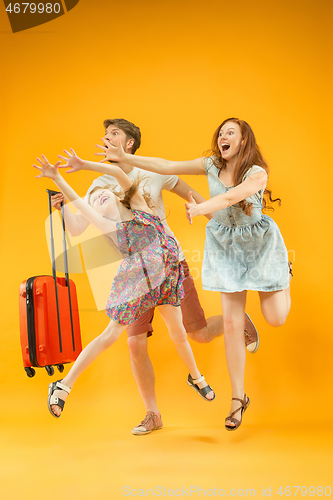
[46,189,76,352]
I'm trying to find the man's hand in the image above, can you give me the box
[185,201,192,225]
[185,191,201,224]
[95,136,125,163]
[58,148,85,173]
[33,155,61,180]
[51,193,66,211]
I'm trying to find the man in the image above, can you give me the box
[52,118,259,435]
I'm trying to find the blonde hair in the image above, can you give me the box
[88,175,156,211]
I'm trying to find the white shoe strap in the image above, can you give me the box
[50,395,61,405]
[192,375,205,385]
[56,381,71,394]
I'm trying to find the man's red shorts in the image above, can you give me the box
[126,260,207,337]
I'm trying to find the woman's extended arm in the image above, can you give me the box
[58,149,152,213]
[186,171,268,218]
[33,155,116,235]
[58,148,134,191]
[95,137,206,176]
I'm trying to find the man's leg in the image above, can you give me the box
[180,260,259,351]
[127,332,160,416]
[188,315,224,343]
[188,314,259,353]
[126,309,163,435]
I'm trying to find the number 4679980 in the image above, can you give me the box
[6,3,61,14]
[277,486,331,496]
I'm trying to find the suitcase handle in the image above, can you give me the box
[47,189,76,352]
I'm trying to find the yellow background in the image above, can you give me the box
[1,0,332,498]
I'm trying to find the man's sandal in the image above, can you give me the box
[187,374,215,402]
[225,395,250,431]
[244,313,260,354]
[47,380,71,418]
[288,261,293,277]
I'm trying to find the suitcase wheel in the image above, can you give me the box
[57,364,64,373]
[24,367,36,378]
[45,365,55,376]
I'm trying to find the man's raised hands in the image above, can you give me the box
[95,136,125,163]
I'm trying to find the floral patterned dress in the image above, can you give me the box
[105,210,185,325]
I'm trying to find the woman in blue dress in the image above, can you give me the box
[97,118,292,431]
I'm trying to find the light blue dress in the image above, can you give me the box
[202,158,289,293]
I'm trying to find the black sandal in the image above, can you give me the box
[47,380,71,418]
[187,374,215,402]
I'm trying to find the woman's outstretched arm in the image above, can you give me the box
[58,148,134,191]
[33,155,116,235]
[186,171,268,218]
[95,137,206,176]
[58,149,152,213]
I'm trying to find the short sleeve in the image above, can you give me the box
[160,173,179,191]
[205,157,216,174]
[243,165,266,181]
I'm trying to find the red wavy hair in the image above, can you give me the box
[206,118,281,215]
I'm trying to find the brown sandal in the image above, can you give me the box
[225,395,250,431]
[288,261,293,277]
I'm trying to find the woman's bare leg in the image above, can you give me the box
[220,291,248,428]
[51,320,125,415]
[158,304,214,400]
[259,272,292,327]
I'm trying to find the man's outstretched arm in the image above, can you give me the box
[169,178,213,220]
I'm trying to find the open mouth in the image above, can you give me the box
[100,195,109,205]
[222,144,230,152]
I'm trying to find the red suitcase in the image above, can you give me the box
[19,189,82,377]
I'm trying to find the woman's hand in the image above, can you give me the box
[185,191,201,224]
[51,193,66,210]
[58,148,85,173]
[33,155,61,180]
[95,136,125,163]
